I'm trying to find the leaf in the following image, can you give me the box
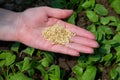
[11,42,20,53]
[107,16,117,22]
[22,57,31,72]
[72,65,83,80]
[36,64,47,77]
[16,61,23,71]
[67,12,77,24]
[116,66,120,75]
[0,60,5,67]
[0,51,16,66]
[116,23,120,31]
[113,32,120,43]
[115,46,120,63]
[6,54,16,66]
[89,0,95,7]
[22,47,35,56]
[87,55,101,64]
[103,53,113,61]
[40,58,50,67]
[82,0,95,9]
[94,4,108,16]
[110,68,118,79]
[82,1,91,9]
[100,17,110,25]
[0,76,3,80]
[102,39,117,45]
[40,52,54,67]
[111,0,120,14]
[98,26,113,34]
[86,10,98,22]
[8,73,33,80]
[99,44,111,54]
[16,57,31,72]
[87,24,96,33]
[68,77,76,80]
[51,0,66,8]
[81,66,97,80]
[48,65,61,80]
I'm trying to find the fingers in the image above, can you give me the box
[44,7,73,19]
[66,43,94,54]
[58,20,96,40]
[49,45,80,56]
[71,36,99,48]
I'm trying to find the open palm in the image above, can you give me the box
[17,7,98,56]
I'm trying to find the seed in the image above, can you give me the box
[42,23,75,45]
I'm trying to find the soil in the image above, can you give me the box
[0,0,120,80]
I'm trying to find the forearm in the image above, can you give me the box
[0,8,20,41]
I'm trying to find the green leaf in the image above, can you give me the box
[103,53,113,61]
[116,66,120,75]
[72,65,83,80]
[48,65,61,80]
[100,17,110,25]
[51,0,66,8]
[0,60,5,67]
[67,12,77,24]
[0,51,16,66]
[81,66,97,80]
[89,0,95,7]
[11,42,20,53]
[22,47,35,56]
[113,32,120,43]
[110,68,118,79]
[6,54,16,66]
[0,76,3,80]
[36,64,47,77]
[40,52,53,67]
[116,23,120,31]
[8,73,33,80]
[87,55,101,64]
[111,0,120,14]
[68,77,76,80]
[82,0,95,9]
[87,24,96,33]
[16,61,23,71]
[99,44,111,54]
[115,46,120,63]
[86,10,98,22]
[16,57,31,72]
[82,1,91,9]
[40,58,50,67]
[22,57,31,72]
[107,16,117,22]
[102,39,117,45]
[98,26,113,34]
[94,4,108,16]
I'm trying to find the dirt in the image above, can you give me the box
[0,0,120,80]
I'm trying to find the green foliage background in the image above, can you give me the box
[1,0,120,80]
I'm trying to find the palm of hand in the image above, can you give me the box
[17,7,98,56]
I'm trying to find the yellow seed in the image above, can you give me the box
[42,23,75,45]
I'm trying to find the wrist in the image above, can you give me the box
[0,8,21,41]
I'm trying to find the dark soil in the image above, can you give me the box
[0,0,120,80]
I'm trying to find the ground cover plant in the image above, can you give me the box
[0,0,120,80]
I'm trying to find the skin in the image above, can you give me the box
[0,7,99,56]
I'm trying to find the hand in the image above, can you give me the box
[11,7,99,56]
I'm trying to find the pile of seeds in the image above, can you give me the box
[42,23,74,45]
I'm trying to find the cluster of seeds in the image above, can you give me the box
[42,23,74,45]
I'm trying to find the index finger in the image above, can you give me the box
[58,20,96,40]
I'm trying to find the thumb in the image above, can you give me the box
[44,7,73,19]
